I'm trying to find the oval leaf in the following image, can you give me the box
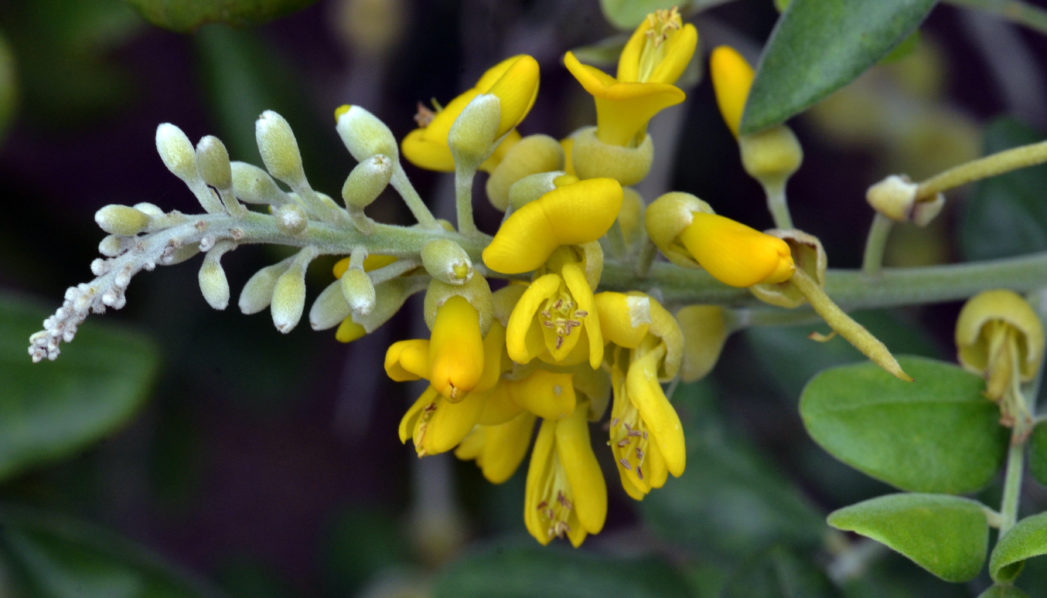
[960,118,1047,261]
[1029,421,1047,487]
[800,356,1007,493]
[0,294,159,481]
[0,506,221,597]
[123,0,319,32]
[827,493,989,582]
[978,585,1031,598]
[989,512,1047,583]
[740,0,938,134]
[433,542,690,598]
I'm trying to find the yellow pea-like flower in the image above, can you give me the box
[482,177,623,274]
[564,51,685,147]
[677,213,795,287]
[617,7,698,86]
[524,404,607,547]
[399,386,487,457]
[455,410,537,484]
[402,54,539,172]
[507,369,578,421]
[428,295,485,400]
[384,338,430,382]
[710,45,755,138]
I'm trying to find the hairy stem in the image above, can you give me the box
[915,138,1047,200]
[763,180,794,230]
[861,213,894,277]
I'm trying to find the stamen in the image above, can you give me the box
[619,458,632,471]
[414,102,436,127]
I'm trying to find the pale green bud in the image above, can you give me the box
[340,268,376,315]
[198,243,234,310]
[155,123,198,183]
[353,278,413,333]
[866,174,917,222]
[275,203,308,235]
[335,104,398,162]
[341,154,393,209]
[256,110,305,185]
[572,126,654,186]
[309,279,352,330]
[239,259,292,315]
[271,258,309,333]
[486,134,564,211]
[448,93,500,171]
[95,205,151,236]
[195,135,232,190]
[98,235,124,257]
[739,125,803,185]
[133,202,165,220]
[423,276,493,334]
[231,162,290,206]
[507,171,566,212]
[421,239,472,285]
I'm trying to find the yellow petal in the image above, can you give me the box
[506,274,561,364]
[422,386,487,454]
[676,305,728,382]
[335,317,367,343]
[509,369,577,420]
[476,321,508,392]
[648,24,698,85]
[478,411,537,483]
[710,45,754,137]
[626,349,685,477]
[401,89,480,172]
[524,418,556,545]
[594,292,651,349]
[385,339,430,381]
[678,213,795,287]
[561,262,603,369]
[482,55,540,137]
[478,383,523,425]
[398,387,434,445]
[428,296,485,400]
[555,404,607,535]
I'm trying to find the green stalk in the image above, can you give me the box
[915,138,1047,201]
[860,213,894,277]
[762,180,794,230]
[454,166,479,236]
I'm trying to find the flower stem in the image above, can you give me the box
[861,213,893,277]
[763,180,794,229]
[390,163,439,228]
[915,138,1047,201]
[454,166,479,236]
[999,438,1025,536]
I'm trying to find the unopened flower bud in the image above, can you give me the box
[195,135,232,190]
[231,162,290,206]
[133,202,165,220]
[256,110,305,186]
[275,203,307,235]
[739,125,803,184]
[956,289,1045,399]
[341,268,376,315]
[310,279,352,330]
[507,171,567,212]
[571,126,653,186]
[95,205,151,236]
[156,123,198,183]
[421,239,473,285]
[485,134,564,211]
[341,154,393,209]
[335,104,399,162]
[98,235,125,257]
[271,252,312,333]
[239,259,292,315]
[448,93,501,171]
[866,174,918,222]
[198,242,234,310]
[750,229,826,308]
[343,278,414,339]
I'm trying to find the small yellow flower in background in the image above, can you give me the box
[524,403,607,547]
[402,54,540,172]
[595,291,685,499]
[617,7,698,85]
[709,45,754,138]
[677,213,795,287]
[482,177,623,274]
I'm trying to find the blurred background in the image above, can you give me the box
[1,0,1047,596]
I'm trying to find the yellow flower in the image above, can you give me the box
[677,213,795,287]
[524,403,607,547]
[956,289,1045,400]
[455,410,537,484]
[595,292,685,499]
[402,55,540,172]
[482,177,623,274]
[709,45,754,138]
[387,321,507,456]
[506,257,603,368]
[563,9,695,147]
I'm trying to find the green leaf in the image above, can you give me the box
[989,512,1047,583]
[0,505,222,597]
[0,294,159,481]
[721,545,840,598]
[432,542,690,598]
[827,493,989,582]
[1029,421,1047,486]
[960,117,1047,260]
[740,0,938,134]
[640,382,824,561]
[800,356,1007,493]
[978,585,1031,598]
[122,0,319,32]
